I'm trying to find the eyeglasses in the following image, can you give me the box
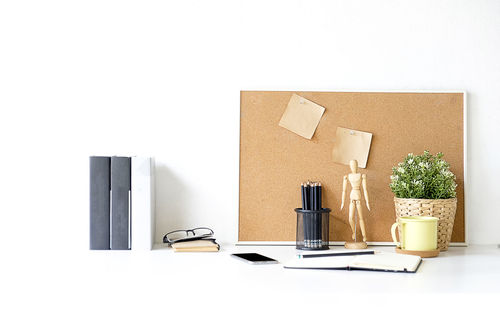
[163,227,214,245]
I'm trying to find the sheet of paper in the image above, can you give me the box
[279,94,325,139]
[283,256,353,269]
[349,253,421,272]
[332,127,373,168]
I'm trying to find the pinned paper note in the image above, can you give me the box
[279,94,325,139]
[332,127,373,168]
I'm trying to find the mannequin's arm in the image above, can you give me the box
[362,174,370,211]
[340,175,347,210]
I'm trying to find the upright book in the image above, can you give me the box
[131,157,156,250]
[111,156,131,250]
[89,156,111,250]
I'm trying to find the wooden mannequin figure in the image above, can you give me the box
[341,159,371,249]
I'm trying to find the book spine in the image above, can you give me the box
[89,156,111,250]
[111,156,131,250]
[150,158,156,247]
[131,157,156,250]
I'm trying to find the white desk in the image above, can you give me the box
[4,245,499,310]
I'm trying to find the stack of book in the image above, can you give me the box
[171,239,220,252]
[89,156,155,250]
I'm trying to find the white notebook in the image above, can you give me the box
[284,252,422,273]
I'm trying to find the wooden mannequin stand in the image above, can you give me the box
[345,242,367,249]
[341,160,370,249]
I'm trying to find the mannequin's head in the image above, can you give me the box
[349,160,358,173]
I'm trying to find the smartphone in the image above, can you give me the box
[231,253,279,264]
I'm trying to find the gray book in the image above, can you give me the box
[111,156,131,250]
[89,156,111,250]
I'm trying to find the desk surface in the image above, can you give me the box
[4,245,500,310]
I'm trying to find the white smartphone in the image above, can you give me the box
[231,253,279,264]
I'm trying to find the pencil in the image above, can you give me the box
[309,182,313,210]
[318,182,322,246]
[305,182,310,210]
[312,182,318,247]
[318,182,322,210]
[312,182,315,210]
[303,182,309,247]
[301,183,305,210]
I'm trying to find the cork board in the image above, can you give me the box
[239,91,465,243]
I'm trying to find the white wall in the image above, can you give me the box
[1,0,499,253]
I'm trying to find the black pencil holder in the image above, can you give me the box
[294,208,331,250]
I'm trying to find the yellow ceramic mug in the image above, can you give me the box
[391,216,438,251]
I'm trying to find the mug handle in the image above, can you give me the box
[391,222,400,248]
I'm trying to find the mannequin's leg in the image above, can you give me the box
[356,201,367,242]
[349,201,355,240]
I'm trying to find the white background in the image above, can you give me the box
[1,0,499,253]
[1,1,500,310]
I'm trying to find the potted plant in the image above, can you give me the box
[390,151,457,250]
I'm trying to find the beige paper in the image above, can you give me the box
[332,127,373,168]
[279,94,325,139]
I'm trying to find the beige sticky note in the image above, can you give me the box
[279,94,325,139]
[332,127,373,168]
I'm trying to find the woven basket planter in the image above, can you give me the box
[394,197,457,251]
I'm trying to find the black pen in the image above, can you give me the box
[298,250,375,259]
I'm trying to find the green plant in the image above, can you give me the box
[389,151,457,199]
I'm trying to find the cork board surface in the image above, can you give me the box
[239,91,465,242]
